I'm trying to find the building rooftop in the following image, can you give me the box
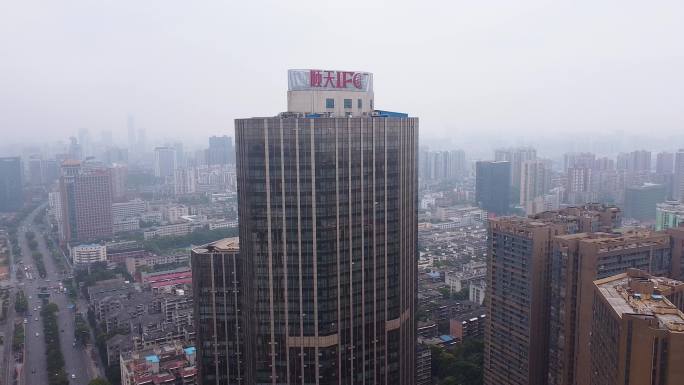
[595,270,684,332]
[193,237,239,254]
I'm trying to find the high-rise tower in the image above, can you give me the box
[475,161,511,215]
[234,69,418,384]
[0,157,23,212]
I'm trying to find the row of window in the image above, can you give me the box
[326,98,373,109]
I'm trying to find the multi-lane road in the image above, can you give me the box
[15,206,102,385]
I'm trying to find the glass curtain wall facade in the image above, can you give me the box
[235,116,418,385]
[192,238,243,385]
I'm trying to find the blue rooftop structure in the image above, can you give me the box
[439,335,454,342]
[145,355,160,363]
[373,110,409,118]
[184,347,196,355]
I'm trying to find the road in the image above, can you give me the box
[17,206,99,385]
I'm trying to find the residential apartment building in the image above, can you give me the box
[549,230,682,385]
[590,269,684,385]
[485,204,621,385]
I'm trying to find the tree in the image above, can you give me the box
[88,378,111,385]
[15,290,28,313]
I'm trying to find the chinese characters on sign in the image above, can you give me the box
[288,69,372,92]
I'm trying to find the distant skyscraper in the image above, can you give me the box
[519,160,548,213]
[110,164,128,202]
[589,269,684,385]
[127,114,136,151]
[233,69,417,384]
[173,142,185,169]
[566,167,595,204]
[617,150,651,172]
[78,128,91,158]
[68,136,82,160]
[495,147,536,192]
[28,156,43,186]
[674,149,684,202]
[154,147,176,179]
[58,161,113,244]
[475,161,510,215]
[0,157,23,212]
[191,238,243,385]
[207,136,234,165]
[563,152,596,171]
[100,130,113,146]
[137,128,147,155]
[420,149,466,180]
[656,151,674,174]
[623,183,667,221]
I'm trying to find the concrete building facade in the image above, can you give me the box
[590,269,684,385]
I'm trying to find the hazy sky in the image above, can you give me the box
[1,0,684,149]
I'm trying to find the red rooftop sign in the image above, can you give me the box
[288,69,372,92]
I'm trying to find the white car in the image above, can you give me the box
[71,374,76,379]
[35,332,39,337]
[23,319,27,324]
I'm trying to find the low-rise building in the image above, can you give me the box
[120,342,197,385]
[450,311,486,341]
[656,201,684,231]
[112,199,147,222]
[113,218,140,233]
[125,253,189,276]
[70,243,107,266]
[143,222,191,240]
[141,267,192,291]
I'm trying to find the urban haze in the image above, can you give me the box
[1,2,684,385]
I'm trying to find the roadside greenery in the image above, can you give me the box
[12,322,24,352]
[26,231,38,251]
[74,312,90,346]
[14,289,28,314]
[32,251,47,278]
[41,302,69,385]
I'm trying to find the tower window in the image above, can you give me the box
[357,99,362,109]
[326,98,334,108]
[344,99,352,109]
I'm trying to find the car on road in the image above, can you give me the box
[35,332,39,337]
[35,318,38,321]
[23,318,27,324]
[71,374,76,379]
